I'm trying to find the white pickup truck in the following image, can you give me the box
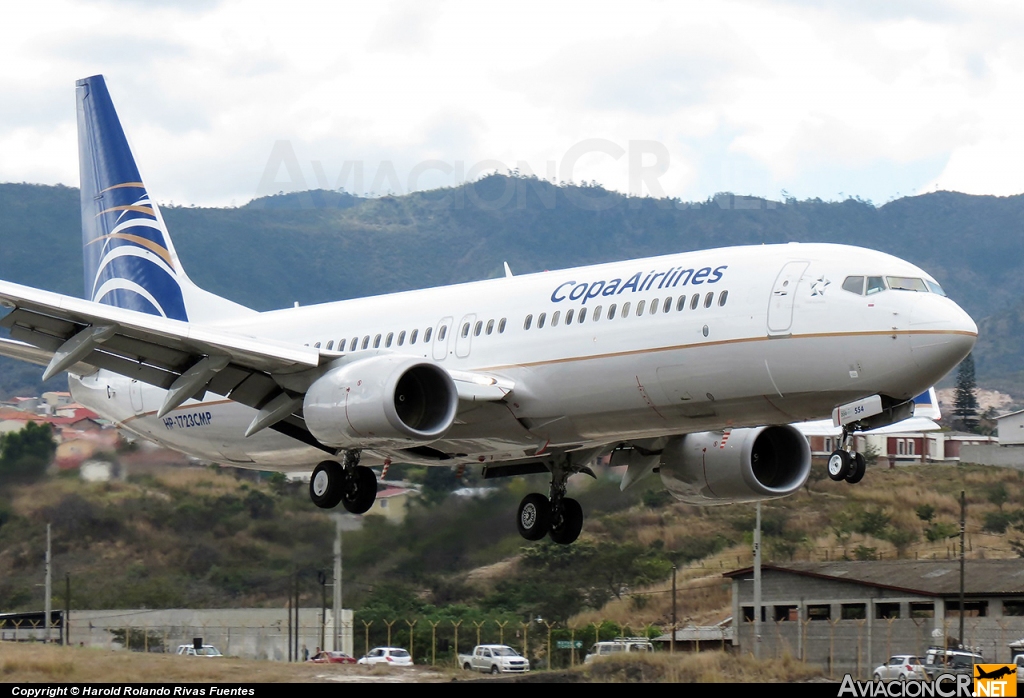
[459,645,530,674]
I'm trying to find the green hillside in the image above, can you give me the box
[1,178,1022,395]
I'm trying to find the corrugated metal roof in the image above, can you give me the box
[724,560,1024,597]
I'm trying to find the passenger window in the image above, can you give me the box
[842,276,865,295]
[314,341,321,348]
[663,297,672,313]
[650,298,658,315]
[552,311,560,327]
[621,302,630,318]
[677,296,686,311]
[719,290,728,307]
[636,300,645,316]
[538,312,547,329]
[498,318,506,333]
[690,294,700,310]
[410,329,418,344]
[578,308,587,323]
[351,337,359,351]
[385,332,393,348]
[424,327,432,342]
[398,331,406,346]
[474,321,483,336]
[438,325,447,341]
[593,305,602,321]
[524,314,533,330]
[326,340,334,350]
[866,277,886,295]
[704,292,713,308]
[608,304,617,320]
[373,334,381,348]
[361,336,370,350]
[486,320,494,335]
[338,339,346,352]
[565,309,574,325]
[461,323,470,338]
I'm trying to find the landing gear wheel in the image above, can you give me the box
[845,452,866,484]
[309,461,344,509]
[827,450,851,481]
[341,465,378,514]
[517,493,551,541]
[549,497,584,545]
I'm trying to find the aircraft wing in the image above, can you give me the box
[0,279,512,451]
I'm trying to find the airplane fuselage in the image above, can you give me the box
[68,242,976,471]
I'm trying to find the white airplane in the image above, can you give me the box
[0,76,977,544]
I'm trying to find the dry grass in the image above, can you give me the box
[0,643,451,683]
[579,650,823,683]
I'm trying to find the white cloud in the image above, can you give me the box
[1,0,1024,204]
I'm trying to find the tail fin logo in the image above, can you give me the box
[77,75,189,322]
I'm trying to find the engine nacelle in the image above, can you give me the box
[303,355,459,448]
[659,425,811,505]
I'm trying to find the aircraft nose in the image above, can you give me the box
[909,296,978,374]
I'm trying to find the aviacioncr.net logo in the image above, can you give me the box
[838,674,973,697]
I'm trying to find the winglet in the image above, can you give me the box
[503,262,514,278]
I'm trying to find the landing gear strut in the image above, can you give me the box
[516,456,588,545]
[827,427,866,484]
[309,450,378,513]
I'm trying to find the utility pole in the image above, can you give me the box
[671,566,677,655]
[64,574,70,646]
[334,516,342,652]
[44,523,52,644]
[959,490,966,648]
[754,502,762,659]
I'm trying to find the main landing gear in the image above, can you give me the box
[516,456,591,545]
[827,427,866,485]
[309,450,378,514]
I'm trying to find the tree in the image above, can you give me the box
[0,421,55,482]
[953,353,980,433]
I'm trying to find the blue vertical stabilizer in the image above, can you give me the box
[77,75,189,320]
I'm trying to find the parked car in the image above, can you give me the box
[872,655,927,681]
[357,647,413,666]
[176,644,223,657]
[923,648,982,681]
[583,638,654,664]
[458,645,530,674]
[308,650,357,664]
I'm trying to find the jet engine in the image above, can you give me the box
[659,425,811,504]
[303,355,459,448]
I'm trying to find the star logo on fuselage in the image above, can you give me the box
[810,276,830,296]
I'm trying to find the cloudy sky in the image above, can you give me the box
[1,0,1023,207]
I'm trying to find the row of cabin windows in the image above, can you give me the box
[460,317,508,339]
[523,290,729,331]
[309,317,507,352]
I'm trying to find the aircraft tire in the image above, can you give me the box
[310,461,345,509]
[549,497,584,545]
[341,466,378,514]
[845,452,866,484]
[827,450,851,481]
[517,493,551,541]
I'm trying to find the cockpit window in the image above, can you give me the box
[887,276,929,292]
[925,280,946,297]
[866,277,886,295]
[842,276,865,295]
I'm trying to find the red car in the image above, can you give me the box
[308,651,357,664]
